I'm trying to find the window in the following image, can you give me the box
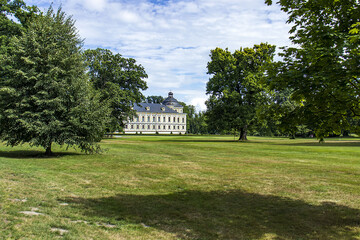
[182,126,184,130]
[161,107,165,111]
[163,125,166,129]
[142,116,144,122]
[163,116,166,122]
[173,117,176,122]
[145,106,150,111]
[153,125,156,129]
[182,118,184,123]
[177,126,179,129]
[125,125,128,129]
[131,125,134,129]
[158,116,161,122]
[177,118,180,123]
[168,117,171,122]
[158,125,161,129]
[147,125,150,129]
[147,116,150,122]
[135,117,139,122]
[168,125,171,130]
[153,116,156,122]
[142,125,145,129]
[137,125,139,129]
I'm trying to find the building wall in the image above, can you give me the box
[124,112,187,134]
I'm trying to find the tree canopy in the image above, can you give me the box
[0,0,38,48]
[84,48,148,132]
[0,7,109,155]
[266,0,360,139]
[146,95,164,104]
[206,43,276,140]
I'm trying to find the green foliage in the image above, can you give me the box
[206,43,276,140]
[0,7,110,154]
[146,95,164,104]
[266,0,360,140]
[0,0,38,48]
[179,102,208,134]
[84,48,148,132]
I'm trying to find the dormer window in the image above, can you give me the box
[145,106,150,111]
[161,107,165,111]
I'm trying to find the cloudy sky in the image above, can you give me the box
[24,0,291,111]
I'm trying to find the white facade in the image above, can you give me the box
[124,111,186,134]
[124,92,187,134]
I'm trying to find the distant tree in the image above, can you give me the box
[0,7,110,155]
[191,111,208,134]
[265,0,360,140]
[84,48,148,132]
[146,95,164,104]
[206,43,276,140]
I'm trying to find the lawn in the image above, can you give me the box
[0,135,359,239]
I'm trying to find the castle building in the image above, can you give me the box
[124,92,187,134]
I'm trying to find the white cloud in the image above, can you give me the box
[24,0,291,112]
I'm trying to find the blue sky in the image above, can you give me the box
[24,0,291,111]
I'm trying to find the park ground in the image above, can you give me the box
[0,135,359,239]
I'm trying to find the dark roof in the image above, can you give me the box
[162,92,183,107]
[133,103,179,113]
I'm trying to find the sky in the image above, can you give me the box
[24,0,292,111]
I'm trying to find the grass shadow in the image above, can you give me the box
[0,150,82,159]
[64,189,360,239]
[278,141,360,147]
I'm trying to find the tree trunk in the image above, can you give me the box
[239,125,248,141]
[45,142,52,156]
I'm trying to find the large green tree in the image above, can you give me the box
[84,48,148,132]
[266,0,360,139]
[0,7,109,155]
[206,43,276,140]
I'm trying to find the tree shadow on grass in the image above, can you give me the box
[0,150,82,159]
[64,189,360,239]
[278,141,360,147]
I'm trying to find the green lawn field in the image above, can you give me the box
[0,135,359,239]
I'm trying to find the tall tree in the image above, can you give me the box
[0,7,109,155]
[266,0,360,140]
[206,43,276,140]
[84,48,148,132]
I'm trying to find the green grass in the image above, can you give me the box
[0,135,359,239]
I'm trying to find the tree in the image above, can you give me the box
[146,95,164,104]
[205,43,276,140]
[84,48,148,132]
[0,7,110,155]
[178,102,208,134]
[265,0,360,140]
